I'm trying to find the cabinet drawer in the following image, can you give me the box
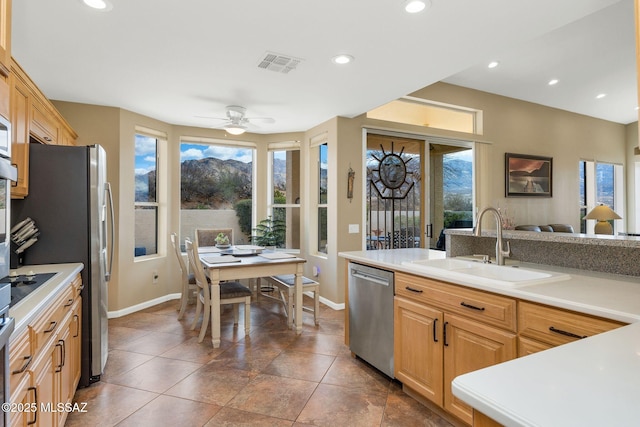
[9,328,32,392]
[30,286,74,354]
[71,274,83,299]
[518,301,625,347]
[396,272,516,332]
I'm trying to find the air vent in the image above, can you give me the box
[257,52,303,74]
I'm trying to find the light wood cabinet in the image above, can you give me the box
[8,273,83,427]
[8,58,78,198]
[394,272,517,425]
[0,0,11,78]
[9,63,29,198]
[517,301,624,356]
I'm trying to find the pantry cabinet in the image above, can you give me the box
[394,272,517,425]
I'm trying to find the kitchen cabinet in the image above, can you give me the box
[517,301,624,356]
[8,273,82,427]
[394,272,517,425]
[9,58,78,198]
[0,0,10,78]
[9,62,30,198]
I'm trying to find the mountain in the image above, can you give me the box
[443,158,472,194]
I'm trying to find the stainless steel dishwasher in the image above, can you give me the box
[348,262,395,377]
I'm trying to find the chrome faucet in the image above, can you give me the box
[473,207,511,265]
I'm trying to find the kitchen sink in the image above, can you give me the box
[400,258,570,287]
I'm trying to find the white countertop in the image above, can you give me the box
[8,263,84,339]
[339,249,640,426]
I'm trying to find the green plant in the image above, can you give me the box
[234,199,253,237]
[215,233,229,245]
[252,216,286,248]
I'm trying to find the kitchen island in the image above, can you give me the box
[339,249,640,426]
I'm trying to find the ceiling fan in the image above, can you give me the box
[197,105,275,135]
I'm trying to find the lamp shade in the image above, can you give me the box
[583,204,621,235]
[583,205,621,221]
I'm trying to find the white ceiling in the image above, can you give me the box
[10,0,635,135]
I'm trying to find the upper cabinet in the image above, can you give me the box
[0,0,11,78]
[9,59,78,198]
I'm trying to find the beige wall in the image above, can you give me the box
[53,80,637,312]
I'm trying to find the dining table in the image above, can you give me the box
[199,246,307,348]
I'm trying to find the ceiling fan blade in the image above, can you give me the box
[247,117,276,124]
[194,115,228,121]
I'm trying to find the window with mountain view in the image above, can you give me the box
[134,133,159,257]
[179,142,254,245]
[269,148,300,249]
[317,143,328,254]
[579,160,623,234]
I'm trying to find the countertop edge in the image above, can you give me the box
[9,263,84,340]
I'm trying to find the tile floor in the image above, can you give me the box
[66,292,454,427]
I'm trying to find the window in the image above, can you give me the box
[269,145,300,249]
[367,97,480,134]
[134,133,159,257]
[179,141,254,245]
[318,143,328,254]
[579,160,624,234]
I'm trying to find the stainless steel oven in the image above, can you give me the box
[0,282,13,427]
[0,157,16,280]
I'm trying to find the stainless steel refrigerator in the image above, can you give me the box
[12,143,114,387]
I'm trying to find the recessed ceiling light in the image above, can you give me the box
[596,93,607,99]
[404,0,431,14]
[332,54,354,65]
[82,0,113,11]
[548,79,559,86]
[487,61,499,69]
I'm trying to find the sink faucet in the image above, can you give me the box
[473,207,511,265]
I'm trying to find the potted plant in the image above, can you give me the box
[252,216,286,248]
[214,232,230,248]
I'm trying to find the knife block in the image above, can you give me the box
[10,242,23,269]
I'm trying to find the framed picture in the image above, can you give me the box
[505,153,552,197]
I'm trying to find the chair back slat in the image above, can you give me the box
[185,238,210,303]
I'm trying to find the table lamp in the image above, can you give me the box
[583,204,621,235]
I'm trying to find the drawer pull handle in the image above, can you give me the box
[460,302,485,311]
[432,318,438,343]
[44,321,57,333]
[549,326,587,340]
[405,286,423,294]
[27,386,37,425]
[12,355,33,374]
[64,298,74,307]
[443,321,449,347]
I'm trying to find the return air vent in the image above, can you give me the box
[257,52,303,74]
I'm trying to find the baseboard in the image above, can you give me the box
[107,293,181,318]
[108,291,344,319]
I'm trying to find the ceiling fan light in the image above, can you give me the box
[225,124,246,135]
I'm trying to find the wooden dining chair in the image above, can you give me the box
[195,228,234,247]
[170,232,198,320]
[185,237,251,345]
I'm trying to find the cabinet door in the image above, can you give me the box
[9,69,29,198]
[70,298,82,390]
[394,297,444,404]
[518,335,552,357]
[9,373,35,427]
[0,0,10,77]
[31,347,57,427]
[443,313,517,425]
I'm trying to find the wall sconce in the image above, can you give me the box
[347,167,355,200]
[583,204,622,235]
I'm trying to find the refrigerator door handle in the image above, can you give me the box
[105,182,115,282]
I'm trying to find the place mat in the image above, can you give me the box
[199,246,222,254]
[259,252,297,260]
[201,255,241,264]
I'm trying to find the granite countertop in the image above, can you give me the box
[338,249,640,426]
[8,263,84,339]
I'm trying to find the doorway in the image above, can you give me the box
[365,133,473,250]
